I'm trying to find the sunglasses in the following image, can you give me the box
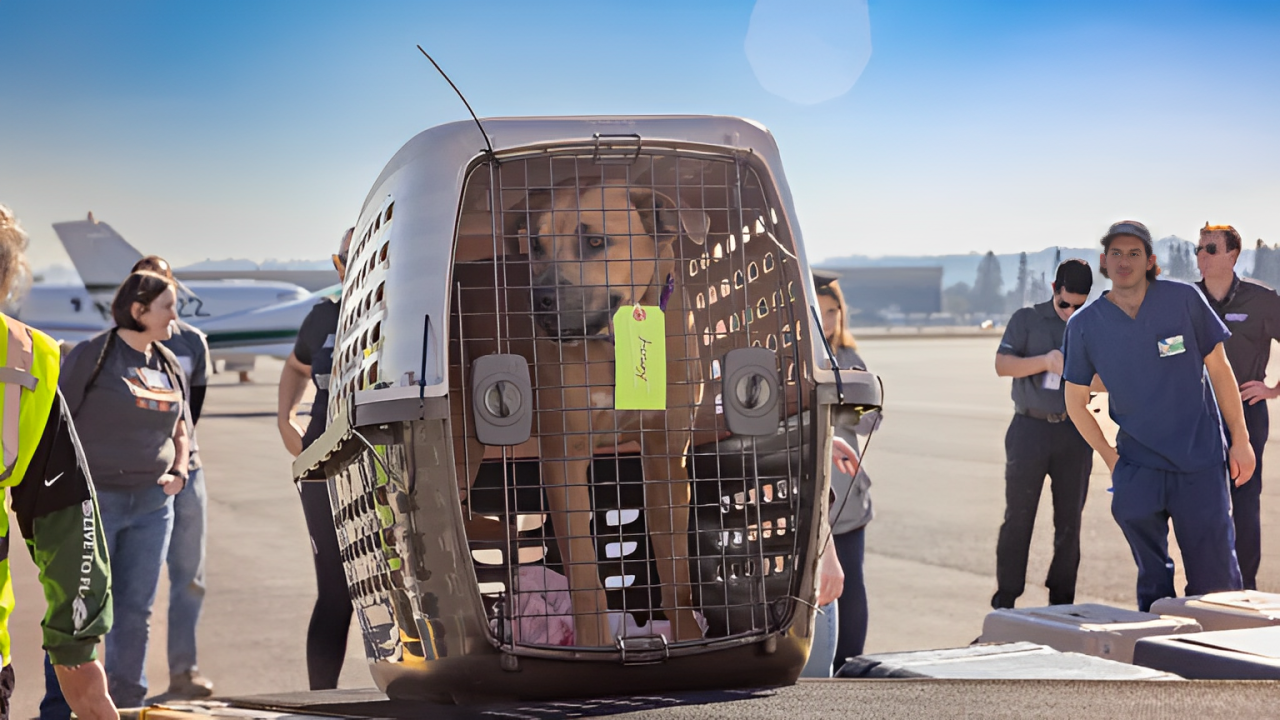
[332,251,349,271]
[1195,243,1219,256]
[1057,299,1084,310]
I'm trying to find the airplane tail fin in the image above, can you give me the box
[52,213,206,312]
[52,213,145,294]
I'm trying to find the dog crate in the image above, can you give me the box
[296,116,881,703]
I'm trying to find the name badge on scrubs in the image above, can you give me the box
[1158,335,1186,358]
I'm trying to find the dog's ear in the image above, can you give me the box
[504,190,552,255]
[629,189,710,247]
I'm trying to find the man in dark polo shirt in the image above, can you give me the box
[991,259,1094,609]
[1195,223,1280,589]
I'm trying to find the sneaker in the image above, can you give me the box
[168,669,215,699]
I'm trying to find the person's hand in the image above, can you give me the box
[1043,349,1064,376]
[159,471,186,496]
[54,661,118,720]
[278,416,305,457]
[1239,380,1279,406]
[1229,440,1257,487]
[1100,445,1119,475]
[831,436,860,476]
[816,536,845,607]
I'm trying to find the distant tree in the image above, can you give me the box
[972,251,1004,314]
[1010,252,1029,310]
[1251,239,1280,287]
[1035,271,1052,303]
[1164,241,1196,281]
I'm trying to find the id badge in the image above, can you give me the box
[1158,335,1186,358]
[137,367,173,390]
[1042,372,1062,390]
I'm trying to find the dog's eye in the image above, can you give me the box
[586,235,606,249]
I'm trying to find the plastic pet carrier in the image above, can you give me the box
[295,116,881,703]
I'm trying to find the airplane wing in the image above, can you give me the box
[193,284,340,360]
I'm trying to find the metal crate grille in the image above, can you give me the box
[327,439,433,664]
[447,150,817,656]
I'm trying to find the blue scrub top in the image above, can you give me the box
[1063,279,1230,473]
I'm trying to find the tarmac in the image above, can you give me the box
[7,336,1280,718]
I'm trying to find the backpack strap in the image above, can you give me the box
[152,342,188,403]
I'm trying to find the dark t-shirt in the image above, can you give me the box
[1196,275,1280,385]
[998,301,1069,415]
[1063,280,1229,472]
[292,298,340,448]
[163,321,210,388]
[62,331,185,491]
[162,320,210,469]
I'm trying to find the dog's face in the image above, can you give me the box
[517,183,705,340]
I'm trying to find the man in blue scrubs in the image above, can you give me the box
[1063,220,1251,612]
[1195,223,1280,590]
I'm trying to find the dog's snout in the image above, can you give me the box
[533,287,557,312]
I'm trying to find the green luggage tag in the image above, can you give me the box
[614,304,667,410]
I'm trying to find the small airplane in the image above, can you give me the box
[53,214,313,321]
[12,214,338,370]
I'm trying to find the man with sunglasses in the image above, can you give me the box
[991,259,1094,609]
[1194,223,1279,590]
[1063,220,1249,611]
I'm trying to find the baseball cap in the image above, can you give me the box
[1101,220,1153,251]
[812,269,840,289]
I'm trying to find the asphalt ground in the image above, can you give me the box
[7,338,1280,717]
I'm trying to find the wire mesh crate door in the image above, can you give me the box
[448,149,816,655]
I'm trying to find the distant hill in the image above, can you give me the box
[179,258,333,271]
[818,236,1252,289]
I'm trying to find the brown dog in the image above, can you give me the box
[517,181,710,647]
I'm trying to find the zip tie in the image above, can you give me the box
[659,273,675,312]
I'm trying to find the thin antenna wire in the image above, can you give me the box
[417,45,496,161]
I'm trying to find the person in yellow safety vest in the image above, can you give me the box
[0,205,114,720]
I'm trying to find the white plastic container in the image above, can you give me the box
[840,642,1179,680]
[1149,591,1280,632]
[979,603,1201,663]
[1134,626,1280,679]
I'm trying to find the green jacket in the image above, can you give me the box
[0,316,111,667]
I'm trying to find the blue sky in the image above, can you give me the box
[1,0,1278,271]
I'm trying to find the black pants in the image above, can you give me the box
[0,664,14,720]
[831,527,868,673]
[1232,400,1267,590]
[993,414,1093,608]
[298,481,353,690]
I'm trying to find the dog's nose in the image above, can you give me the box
[533,288,556,312]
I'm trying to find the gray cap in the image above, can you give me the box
[812,269,840,289]
[1101,220,1152,249]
